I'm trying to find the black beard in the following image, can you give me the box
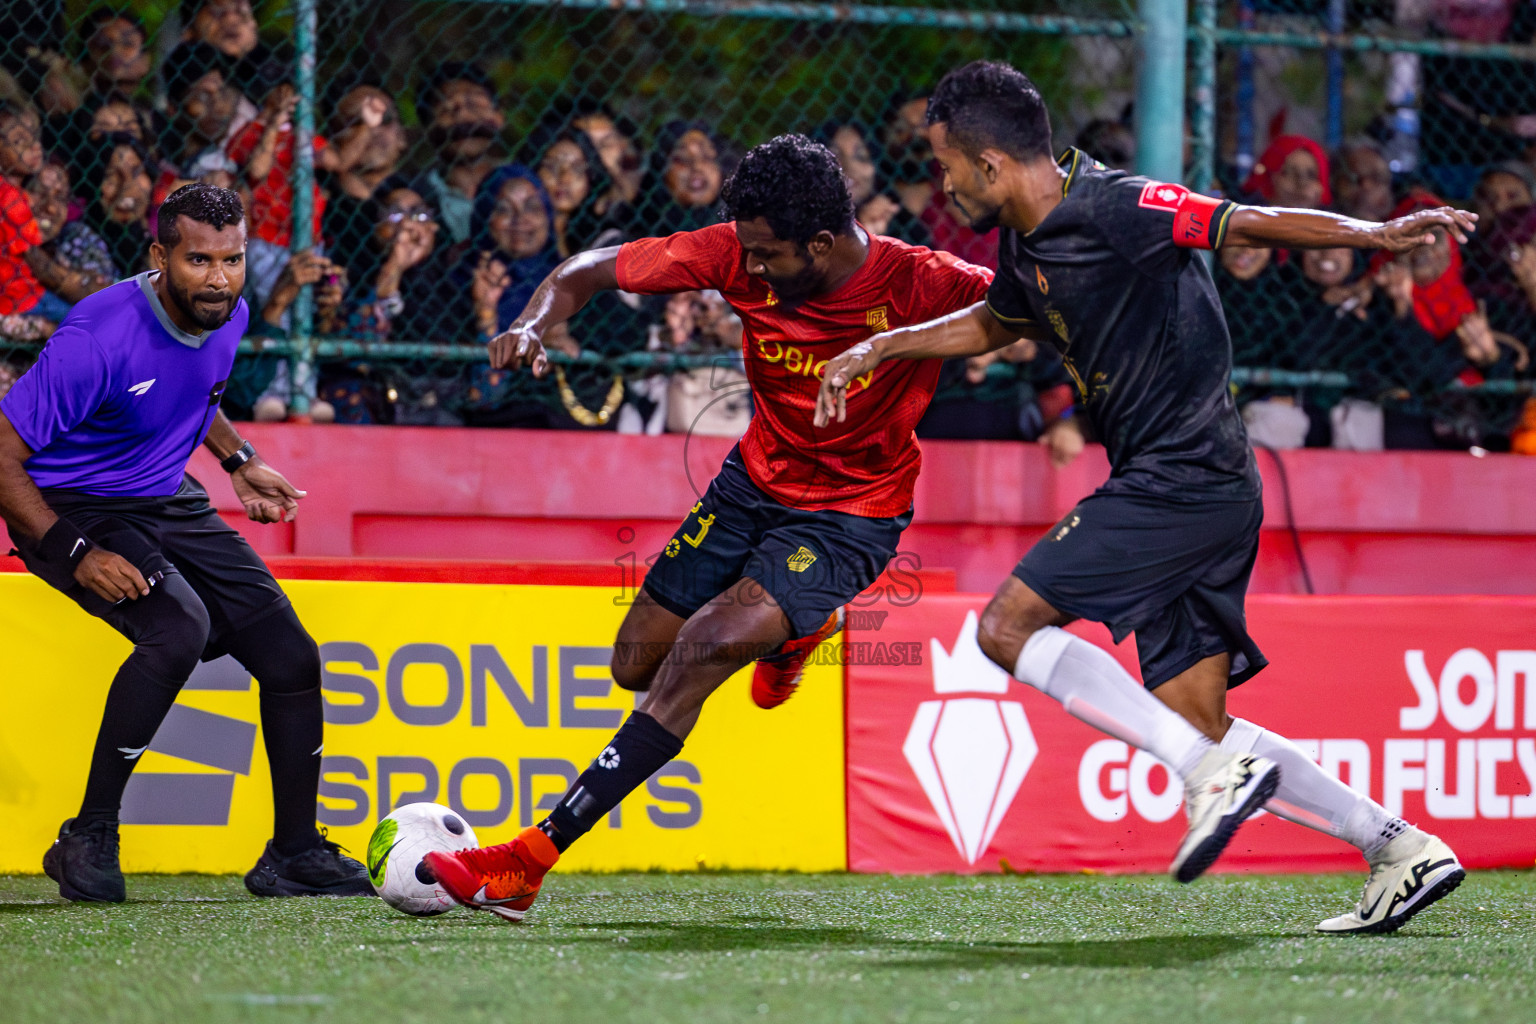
[964,209,1000,234]
[950,193,999,234]
[427,120,501,149]
[168,276,235,331]
[765,267,823,304]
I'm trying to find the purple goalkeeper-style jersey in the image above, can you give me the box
[0,272,248,497]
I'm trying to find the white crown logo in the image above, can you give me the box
[903,611,1038,864]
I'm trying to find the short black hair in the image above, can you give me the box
[926,60,1053,162]
[323,69,388,126]
[417,61,494,124]
[179,0,248,22]
[157,182,245,249]
[720,134,855,247]
[82,7,145,43]
[162,42,224,105]
[230,46,292,103]
[0,99,36,132]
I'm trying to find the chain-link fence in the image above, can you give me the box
[0,1,1532,450]
[1200,0,1536,451]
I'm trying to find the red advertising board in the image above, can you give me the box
[846,594,1536,874]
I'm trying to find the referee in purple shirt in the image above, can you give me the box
[0,184,370,902]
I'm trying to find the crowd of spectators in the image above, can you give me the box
[1209,133,1534,452]
[0,1,1532,453]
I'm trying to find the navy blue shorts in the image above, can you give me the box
[1014,489,1268,690]
[642,450,911,639]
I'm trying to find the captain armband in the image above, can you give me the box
[1136,181,1233,250]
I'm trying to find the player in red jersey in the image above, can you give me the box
[425,134,1068,920]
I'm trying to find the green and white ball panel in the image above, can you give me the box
[366,802,479,916]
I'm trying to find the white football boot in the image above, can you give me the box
[1169,750,1281,883]
[1316,829,1465,935]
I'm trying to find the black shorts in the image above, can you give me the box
[1014,488,1268,690]
[642,449,912,639]
[11,473,288,659]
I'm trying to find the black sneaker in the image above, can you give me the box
[244,831,375,897]
[42,818,126,903]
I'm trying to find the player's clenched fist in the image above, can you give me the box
[814,339,884,427]
[488,324,549,376]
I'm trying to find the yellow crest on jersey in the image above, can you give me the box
[865,307,889,333]
[787,547,818,573]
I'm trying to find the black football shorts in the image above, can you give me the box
[1014,487,1268,690]
[12,473,289,659]
[642,448,911,639]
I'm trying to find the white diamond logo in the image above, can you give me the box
[903,611,1038,864]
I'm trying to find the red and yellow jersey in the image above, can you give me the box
[616,223,992,517]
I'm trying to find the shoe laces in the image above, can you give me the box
[458,841,534,895]
[280,827,353,869]
[76,821,121,860]
[1352,857,1396,911]
[316,826,351,858]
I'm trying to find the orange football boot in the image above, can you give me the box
[422,826,559,922]
[750,607,844,709]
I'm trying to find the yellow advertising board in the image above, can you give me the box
[0,574,846,874]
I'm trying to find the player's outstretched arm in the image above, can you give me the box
[814,302,1029,426]
[1222,204,1478,254]
[487,246,621,377]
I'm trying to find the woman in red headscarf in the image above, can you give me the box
[1367,191,1521,448]
[1370,192,1495,363]
[1242,135,1332,209]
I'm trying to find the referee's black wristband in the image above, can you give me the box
[39,518,95,573]
[220,440,257,473]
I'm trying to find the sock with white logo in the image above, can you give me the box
[1012,626,1213,779]
[224,604,327,857]
[540,711,684,853]
[1220,717,1408,859]
[76,659,185,827]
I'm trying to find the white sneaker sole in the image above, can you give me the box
[1173,760,1281,884]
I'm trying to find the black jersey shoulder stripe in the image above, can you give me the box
[1060,148,1083,197]
[1211,201,1239,249]
[985,299,1037,325]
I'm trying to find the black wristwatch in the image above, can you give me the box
[220,440,258,473]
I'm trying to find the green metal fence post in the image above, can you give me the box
[288,0,317,417]
[1189,0,1217,195]
[1135,0,1186,183]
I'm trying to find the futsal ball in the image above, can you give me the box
[366,802,478,916]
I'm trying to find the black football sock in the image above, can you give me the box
[539,711,683,853]
[76,659,185,826]
[77,574,210,826]
[223,607,325,858]
[258,686,325,857]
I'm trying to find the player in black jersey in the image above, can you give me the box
[817,61,1469,934]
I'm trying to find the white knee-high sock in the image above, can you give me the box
[1221,717,1408,858]
[1013,626,1213,779]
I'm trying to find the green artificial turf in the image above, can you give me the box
[1,871,1532,1024]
